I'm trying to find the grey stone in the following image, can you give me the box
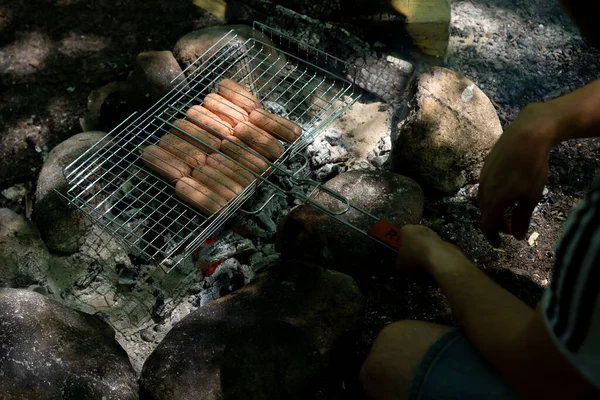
[0,209,50,288]
[35,132,108,254]
[99,51,185,132]
[140,261,363,400]
[81,81,121,131]
[173,24,285,78]
[391,67,502,193]
[0,288,137,399]
[128,50,185,100]
[276,170,424,284]
[1,183,27,202]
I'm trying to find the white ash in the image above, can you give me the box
[198,258,245,306]
[367,135,393,168]
[347,159,376,172]
[307,135,349,167]
[316,163,347,181]
[198,231,255,264]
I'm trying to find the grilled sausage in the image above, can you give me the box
[141,145,191,183]
[186,105,234,139]
[216,79,261,113]
[221,137,270,174]
[206,153,255,187]
[233,121,285,161]
[175,177,227,215]
[192,164,244,200]
[169,119,221,154]
[203,93,248,127]
[158,134,207,167]
[249,108,302,143]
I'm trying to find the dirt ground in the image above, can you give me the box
[0,0,219,195]
[1,0,600,397]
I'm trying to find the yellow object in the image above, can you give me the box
[392,0,451,60]
[193,0,227,20]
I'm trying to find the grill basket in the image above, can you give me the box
[59,23,396,272]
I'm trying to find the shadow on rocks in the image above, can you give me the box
[276,170,424,290]
[0,288,138,399]
[139,260,364,400]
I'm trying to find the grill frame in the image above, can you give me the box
[58,23,365,271]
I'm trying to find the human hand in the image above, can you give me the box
[396,225,465,274]
[479,102,559,245]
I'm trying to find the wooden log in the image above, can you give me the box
[193,0,227,20]
[391,0,451,60]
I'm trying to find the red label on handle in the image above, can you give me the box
[368,219,402,249]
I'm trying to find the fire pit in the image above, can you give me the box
[58,23,398,273]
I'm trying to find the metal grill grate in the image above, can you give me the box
[58,23,368,271]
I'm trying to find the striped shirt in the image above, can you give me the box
[543,176,600,388]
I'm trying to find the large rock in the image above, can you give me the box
[81,81,121,131]
[173,24,283,73]
[0,209,50,287]
[276,170,424,284]
[35,131,108,254]
[0,288,138,399]
[173,24,287,99]
[391,67,502,193]
[140,261,363,399]
[99,50,185,132]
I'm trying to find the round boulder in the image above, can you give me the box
[35,131,108,254]
[0,288,137,399]
[99,50,185,132]
[391,67,502,193]
[140,260,363,399]
[276,170,424,284]
[173,24,285,80]
[0,208,49,287]
[81,81,121,131]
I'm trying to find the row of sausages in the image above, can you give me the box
[141,79,302,216]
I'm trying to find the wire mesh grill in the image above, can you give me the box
[60,23,361,271]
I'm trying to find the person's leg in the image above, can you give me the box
[360,320,456,400]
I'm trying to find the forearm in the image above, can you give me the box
[426,250,535,385]
[547,78,600,144]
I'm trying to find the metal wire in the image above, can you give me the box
[60,23,394,272]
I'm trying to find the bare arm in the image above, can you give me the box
[397,225,596,399]
[551,78,600,143]
[479,78,600,243]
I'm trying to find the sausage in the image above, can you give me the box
[141,145,191,183]
[216,79,261,113]
[221,137,270,174]
[158,134,207,167]
[233,121,285,161]
[169,119,221,154]
[186,105,234,139]
[203,93,248,127]
[175,177,227,215]
[192,164,245,200]
[206,153,255,187]
[249,108,302,143]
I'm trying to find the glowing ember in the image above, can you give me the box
[202,259,225,277]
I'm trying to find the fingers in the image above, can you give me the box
[481,193,540,243]
[480,194,513,246]
[511,197,539,240]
